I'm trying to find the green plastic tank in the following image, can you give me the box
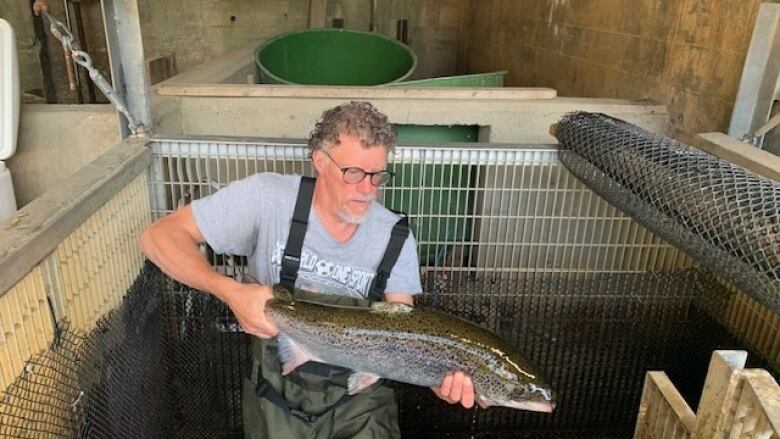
[255,29,416,86]
[386,125,479,266]
[390,71,507,88]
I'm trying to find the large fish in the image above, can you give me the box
[266,286,556,413]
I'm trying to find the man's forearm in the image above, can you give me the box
[140,225,238,301]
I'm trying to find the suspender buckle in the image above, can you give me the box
[290,409,318,423]
[255,374,321,423]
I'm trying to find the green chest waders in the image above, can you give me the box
[242,177,410,439]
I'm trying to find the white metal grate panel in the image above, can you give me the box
[148,137,691,277]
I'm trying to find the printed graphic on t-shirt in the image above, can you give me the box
[271,241,375,298]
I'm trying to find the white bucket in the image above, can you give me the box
[1,18,19,220]
[0,161,16,221]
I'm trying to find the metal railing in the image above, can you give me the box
[148,136,692,277]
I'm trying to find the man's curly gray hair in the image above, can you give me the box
[308,101,396,153]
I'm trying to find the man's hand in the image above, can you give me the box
[32,0,48,15]
[222,282,278,339]
[432,371,476,409]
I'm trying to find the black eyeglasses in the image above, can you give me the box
[322,151,395,187]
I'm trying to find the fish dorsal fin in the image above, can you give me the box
[278,334,321,375]
[370,302,413,315]
[347,372,382,395]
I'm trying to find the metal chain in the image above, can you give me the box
[40,11,147,136]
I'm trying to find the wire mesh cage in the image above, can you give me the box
[554,112,780,316]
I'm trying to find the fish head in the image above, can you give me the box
[477,374,556,413]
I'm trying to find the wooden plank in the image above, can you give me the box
[693,350,748,438]
[156,83,559,100]
[649,372,697,433]
[0,139,150,297]
[695,132,780,181]
[634,371,696,438]
[738,370,780,435]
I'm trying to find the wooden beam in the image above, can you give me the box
[0,139,151,297]
[695,132,780,181]
[634,371,696,435]
[693,350,747,438]
[156,83,559,100]
[739,370,780,434]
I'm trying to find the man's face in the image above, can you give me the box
[314,133,388,224]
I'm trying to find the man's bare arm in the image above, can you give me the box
[139,205,278,338]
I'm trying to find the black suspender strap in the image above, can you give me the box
[280,177,315,290]
[254,369,354,423]
[367,214,410,303]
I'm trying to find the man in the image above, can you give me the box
[140,101,474,438]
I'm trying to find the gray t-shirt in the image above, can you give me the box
[192,173,422,299]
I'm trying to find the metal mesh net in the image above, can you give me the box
[1,263,774,438]
[0,266,172,438]
[2,126,779,437]
[554,112,780,314]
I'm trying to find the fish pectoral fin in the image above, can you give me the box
[347,372,382,395]
[370,302,413,315]
[476,396,491,410]
[278,334,312,376]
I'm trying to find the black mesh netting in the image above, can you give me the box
[1,262,775,438]
[0,265,172,438]
[554,112,780,315]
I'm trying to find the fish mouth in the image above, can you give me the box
[478,397,556,413]
[513,400,556,413]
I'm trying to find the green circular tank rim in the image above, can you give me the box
[255,28,417,86]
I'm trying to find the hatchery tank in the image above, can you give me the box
[255,28,416,86]
[1,114,779,438]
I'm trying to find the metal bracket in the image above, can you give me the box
[728,3,780,148]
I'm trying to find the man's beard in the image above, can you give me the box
[338,195,375,224]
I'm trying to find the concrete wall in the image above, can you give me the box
[6,105,120,206]
[3,0,469,103]
[137,0,309,74]
[464,0,778,142]
[1,1,43,99]
[325,0,467,79]
[140,0,467,80]
[1,0,109,103]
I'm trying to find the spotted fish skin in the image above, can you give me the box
[266,287,555,412]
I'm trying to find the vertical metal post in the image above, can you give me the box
[728,3,780,147]
[100,0,151,138]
